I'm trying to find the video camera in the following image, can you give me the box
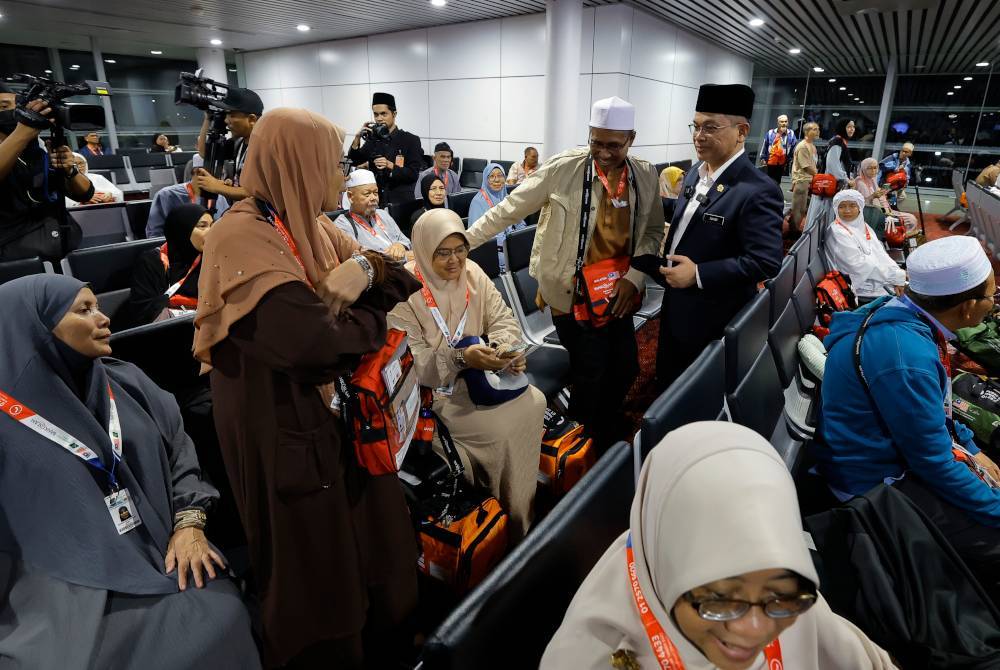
[174,70,230,112]
[10,74,109,133]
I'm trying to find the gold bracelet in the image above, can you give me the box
[173,508,207,531]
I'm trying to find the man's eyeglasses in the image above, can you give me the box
[433,244,470,260]
[688,123,736,137]
[588,139,629,153]
[682,591,817,622]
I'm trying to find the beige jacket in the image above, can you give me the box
[464,148,665,313]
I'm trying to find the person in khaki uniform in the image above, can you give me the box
[463,96,663,448]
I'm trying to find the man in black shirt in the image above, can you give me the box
[347,92,423,206]
[193,86,263,203]
[0,84,95,261]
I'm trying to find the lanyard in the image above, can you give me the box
[256,199,312,288]
[478,189,495,208]
[897,296,951,376]
[576,159,639,273]
[594,161,629,205]
[414,267,469,347]
[159,243,202,300]
[834,219,872,256]
[350,212,389,239]
[434,167,449,188]
[625,535,783,669]
[0,384,124,492]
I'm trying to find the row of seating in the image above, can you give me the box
[86,151,197,191]
[417,220,832,669]
[966,182,1000,253]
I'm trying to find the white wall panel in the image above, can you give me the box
[579,6,596,74]
[379,80,431,139]
[703,44,732,85]
[673,30,707,89]
[501,14,546,78]
[278,44,322,88]
[590,73,630,103]
[244,50,282,90]
[256,88,284,115]
[629,76,670,146]
[668,84,700,144]
[435,139,501,163]
[429,78,500,141]
[500,142,542,162]
[368,29,428,83]
[629,14,677,83]
[592,4,633,74]
[429,20,502,80]
[284,86,323,115]
[576,74,593,147]
[318,38,369,86]
[500,76,545,143]
[321,84,373,138]
[667,143,697,164]
[630,145,666,164]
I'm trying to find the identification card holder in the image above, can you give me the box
[611,198,628,209]
[704,213,725,226]
[105,488,142,535]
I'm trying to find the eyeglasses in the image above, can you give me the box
[433,244,470,260]
[688,123,736,137]
[588,139,629,153]
[682,591,817,622]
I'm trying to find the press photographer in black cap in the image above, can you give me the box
[653,83,783,389]
[193,86,263,203]
[348,92,424,206]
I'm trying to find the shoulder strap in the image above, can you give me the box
[852,300,900,439]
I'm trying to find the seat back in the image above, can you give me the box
[723,290,771,393]
[68,203,131,247]
[503,226,556,345]
[460,158,488,189]
[387,198,425,237]
[669,159,693,171]
[125,200,153,240]
[86,155,130,185]
[450,155,461,173]
[768,301,803,389]
[448,191,476,220]
[117,147,149,157]
[766,256,795,325]
[0,256,53,285]
[129,153,170,183]
[953,168,966,203]
[640,340,725,460]
[420,441,635,670]
[149,168,178,199]
[789,231,811,285]
[468,240,501,279]
[491,159,513,174]
[791,274,817,334]
[170,151,196,167]
[61,238,164,294]
[727,346,785,440]
[109,313,199,394]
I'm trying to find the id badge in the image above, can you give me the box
[105,488,142,535]
[611,198,628,209]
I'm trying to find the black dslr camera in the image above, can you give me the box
[174,70,230,111]
[361,122,391,141]
[11,74,109,139]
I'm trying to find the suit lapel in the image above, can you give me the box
[700,153,748,211]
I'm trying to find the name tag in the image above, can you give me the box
[105,488,142,535]
[703,213,725,226]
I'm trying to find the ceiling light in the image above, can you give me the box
[859,100,864,103]
[925,177,932,182]
[947,91,954,95]
[788,48,801,54]
[228,67,237,72]
[151,98,156,102]
[150,50,162,55]
[296,23,310,31]
[977,62,990,67]
[964,76,973,80]
[69,64,80,70]
[935,151,942,156]
[210,38,222,46]
[748,18,765,27]
[868,67,874,72]
[104,59,116,64]
[430,0,446,6]
[954,85,962,89]
[832,112,840,117]
[813,66,824,72]
[839,86,846,91]
[948,113,958,118]
[44,69,52,74]
[828,78,836,82]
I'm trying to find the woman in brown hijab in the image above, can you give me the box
[194,108,422,669]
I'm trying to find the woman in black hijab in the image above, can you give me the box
[0,274,259,668]
[120,203,212,329]
[825,117,856,186]
[410,171,450,228]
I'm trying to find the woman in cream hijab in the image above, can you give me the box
[542,422,895,670]
[388,208,546,541]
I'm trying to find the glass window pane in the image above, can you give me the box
[0,45,51,78]
[58,50,98,84]
[102,54,198,92]
[109,92,201,131]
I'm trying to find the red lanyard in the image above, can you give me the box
[159,243,202,307]
[835,219,871,241]
[261,203,312,288]
[414,267,469,347]
[594,161,628,203]
[350,212,389,239]
[625,535,783,669]
[434,167,449,188]
[478,189,494,208]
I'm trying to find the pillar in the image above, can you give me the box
[871,56,898,161]
[89,38,119,152]
[196,47,229,85]
[543,0,583,159]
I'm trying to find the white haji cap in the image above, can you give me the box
[907,236,993,297]
[346,169,377,188]
[589,96,635,131]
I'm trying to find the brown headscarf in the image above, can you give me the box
[194,108,358,364]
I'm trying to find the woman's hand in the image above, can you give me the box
[463,344,508,371]
[507,354,527,375]
[316,259,368,317]
[385,243,408,261]
[165,527,225,591]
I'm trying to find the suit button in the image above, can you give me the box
[591,207,596,212]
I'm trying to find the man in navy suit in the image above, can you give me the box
[655,83,783,389]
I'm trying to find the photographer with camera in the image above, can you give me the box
[0,82,96,262]
[193,86,263,203]
[347,92,423,206]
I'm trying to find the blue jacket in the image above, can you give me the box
[757,128,797,165]
[818,297,1000,526]
[877,152,911,207]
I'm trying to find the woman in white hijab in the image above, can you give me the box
[824,189,906,303]
[541,422,895,670]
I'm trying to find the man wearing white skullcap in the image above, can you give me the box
[819,235,1000,597]
[824,189,906,301]
[461,96,664,448]
[332,168,412,261]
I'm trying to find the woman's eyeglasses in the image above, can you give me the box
[682,591,817,622]
[433,244,470,260]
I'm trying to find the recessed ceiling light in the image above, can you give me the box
[925,177,932,182]
[748,18,765,27]
[977,62,990,67]
[150,50,163,55]
[839,86,846,91]
[813,66,824,72]
[868,67,874,72]
[210,38,222,46]
[828,78,836,82]
[954,85,962,89]
[296,24,310,31]
[151,98,156,102]
[964,76,973,80]
[431,0,446,6]
[228,67,237,72]
[948,113,958,118]
[935,151,942,156]
[788,48,801,54]
[832,112,840,117]
[44,69,52,74]
[69,64,80,70]
[104,59,116,64]
[947,91,954,95]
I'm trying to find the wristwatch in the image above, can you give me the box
[454,348,468,370]
[65,165,79,179]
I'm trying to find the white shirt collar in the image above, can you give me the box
[698,148,745,184]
